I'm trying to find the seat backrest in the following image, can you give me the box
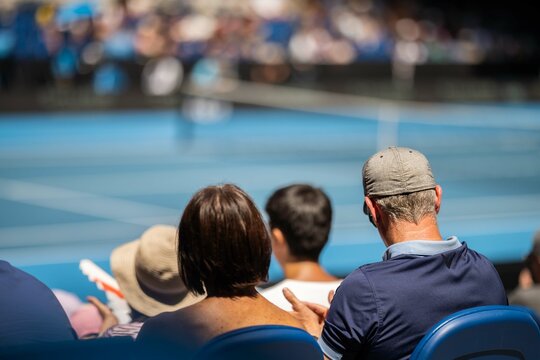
[195,325,323,360]
[0,336,135,360]
[410,305,540,360]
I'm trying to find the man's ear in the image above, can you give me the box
[271,228,289,263]
[434,185,443,214]
[271,228,286,247]
[364,196,378,228]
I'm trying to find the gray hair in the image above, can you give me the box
[374,189,437,224]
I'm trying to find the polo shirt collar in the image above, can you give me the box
[383,236,462,261]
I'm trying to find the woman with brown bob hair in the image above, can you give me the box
[136,184,301,353]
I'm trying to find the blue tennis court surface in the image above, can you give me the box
[1,105,540,299]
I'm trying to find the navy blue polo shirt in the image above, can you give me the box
[319,238,507,360]
[0,260,76,346]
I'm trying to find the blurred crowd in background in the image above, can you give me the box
[0,0,536,94]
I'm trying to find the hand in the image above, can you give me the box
[88,296,119,335]
[283,287,328,337]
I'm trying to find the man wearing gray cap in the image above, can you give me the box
[509,231,540,315]
[285,147,507,360]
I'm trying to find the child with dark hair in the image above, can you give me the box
[261,184,341,311]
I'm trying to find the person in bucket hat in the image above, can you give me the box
[89,225,202,339]
[284,147,507,360]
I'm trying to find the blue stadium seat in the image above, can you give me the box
[410,305,540,360]
[0,336,135,360]
[195,325,323,360]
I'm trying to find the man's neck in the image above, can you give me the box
[383,216,443,246]
[282,260,338,282]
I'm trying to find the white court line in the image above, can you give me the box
[1,169,540,230]
[0,215,181,248]
[330,227,537,247]
[333,209,540,231]
[8,153,540,198]
[0,178,179,226]
[0,221,145,248]
[0,137,538,169]
[327,208,540,247]
[2,211,538,254]
[336,193,540,216]
[1,162,362,197]
[0,153,219,168]
[2,243,120,267]
[1,169,540,217]
[2,194,539,248]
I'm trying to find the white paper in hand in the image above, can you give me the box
[80,259,131,324]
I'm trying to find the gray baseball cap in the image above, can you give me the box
[362,147,436,214]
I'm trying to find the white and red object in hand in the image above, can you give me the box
[80,259,131,324]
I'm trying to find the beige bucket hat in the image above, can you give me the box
[111,225,203,317]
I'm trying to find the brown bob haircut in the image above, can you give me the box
[178,184,272,297]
